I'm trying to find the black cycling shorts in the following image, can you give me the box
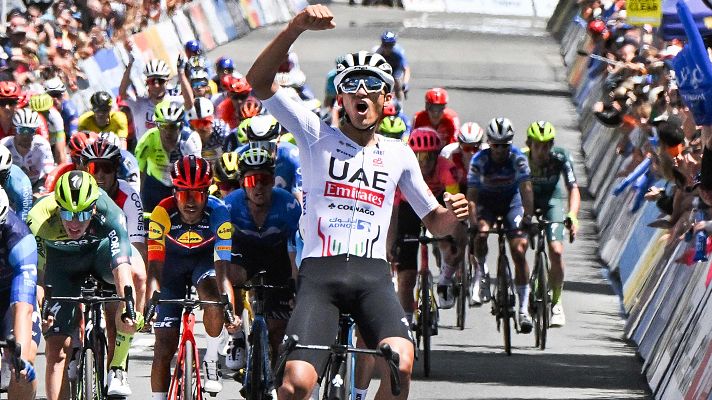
[286,255,413,374]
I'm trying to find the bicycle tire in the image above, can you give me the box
[498,256,512,356]
[81,348,96,400]
[456,261,467,330]
[248,329,265,400]
[537,251,549,350]
[421,272,432,377]
[183,342,194,400]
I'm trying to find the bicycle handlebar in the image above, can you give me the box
[42,285,129,318]
[144,291,235,326]
[398,235,453,245]
[274,335,401,396]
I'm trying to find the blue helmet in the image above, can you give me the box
[184,40,202,55]
[216,57,235,71]
[381,31,397,44]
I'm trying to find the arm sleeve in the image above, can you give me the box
[561,150,577,189]
[467,154,483,189]
[134,133,149,172]
[103,197,132,268]
[40,141,56,175]
[77,112,91,131]
[514,153,531,185]
[398,146,440,218]
[286,195,302,253]
[124,186,146,243]
[262,88,327,148]
[209,200,233,262]
[5,215,37,305]
[9,166,33,221]
[147,204,170,262]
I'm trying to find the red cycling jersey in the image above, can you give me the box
[412,108,460,146]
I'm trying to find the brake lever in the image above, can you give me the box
[379,343,401,396]
[274,335,299,389]
[122,286,136,322]
[221,294,235,325]
[143,291,161,328]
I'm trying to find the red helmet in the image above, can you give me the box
[171,155,212,190]
[226,77,252,95]
[588,20,606,35]
[239,98,262,119]
[408,127,441,152]
[68,131,97,161]
[0,82,21,100]
[383,102,397,116]
[425,88,448,105]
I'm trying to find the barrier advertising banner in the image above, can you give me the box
[627,0,662,26]
[199,0,230,45]
[171,11,198,46]
[187,2,218,50]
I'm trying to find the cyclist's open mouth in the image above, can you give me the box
[356,101,369,114]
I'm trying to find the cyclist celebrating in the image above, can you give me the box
[412,88,460,146]
[0,144,33,221]
[120,57,175,140]
[374,31,410,101]
[135,101,202,213]
[147,155,235,398]
[29,93,67,165]
[78,91,129,149]
[247,6,469,399]
[467,117,535,333]
[0,187,39,399]
[224,148,301,368]
[440,122,486,193]
[187,97,230,164]
[28,171,142,398]
[227,114,303,202]
[213,151,241,198]
[391,127,462,320]
[1,108,54,191]
[523,121,579,327]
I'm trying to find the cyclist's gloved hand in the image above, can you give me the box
[177,54,186,71]
[18,359,35,383]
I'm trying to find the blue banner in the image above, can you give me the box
[671,0,712,125]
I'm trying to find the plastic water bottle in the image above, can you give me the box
[695,208,709,262]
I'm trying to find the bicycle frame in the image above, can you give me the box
[317,314,354,400]
[169,309,203,400]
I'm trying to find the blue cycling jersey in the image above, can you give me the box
[467,146,531,198]
[236,142,302,195]
[375,45,408,77]
[6,165,33,221]
[0,211,37,305]
[60,99,79,137]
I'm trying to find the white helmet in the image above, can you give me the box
[97,131,122,147]
[457,122,484,144]
[0,144,12,175]
[334,51,394,94]
[486,117,515,144]
[0,188,8,224]
[12,108,41,129]
[186,97,214,120]
[189,69,209,81]
[43,77,66,94]
[144,59,171,78]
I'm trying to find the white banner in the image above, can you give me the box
[171,11,197,45]
[199,0,229,45]
[403,0,445,12]
[445,0,533,16]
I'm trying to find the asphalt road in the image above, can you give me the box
[27,2,652,399]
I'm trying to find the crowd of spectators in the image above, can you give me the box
[578,0,712,258]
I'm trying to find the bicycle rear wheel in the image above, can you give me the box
[533,251,550,350]
[498,256,512,356]
[420,271,432,377]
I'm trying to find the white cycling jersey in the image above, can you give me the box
[110,179,145,244]
[125,95,182,141]
[0,135,54,184]
[263,88,439,261]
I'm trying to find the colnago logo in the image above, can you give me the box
[324,182,385,207]
[327,203,375,216]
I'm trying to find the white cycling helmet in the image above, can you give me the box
[0,144,12,175]
[12,108,41,129]
[0,188,8,224]
[189,69,209,81]
[334,51,394,94]
[186,97,214,120]
[457,122,484,144]
[43,77,66,94]
[486,117,515,144]
[144,59,171,79]
[97,131,122,147]
[154,101,185,124]
[245,114,280,142]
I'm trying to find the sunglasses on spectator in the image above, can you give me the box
[189,118,213,130]
[86,160,116,175]
[229,93,249,101]
[174,189,208,205]
[460,144,480,153]
[16,126,36,135]
[0,99,18,107]
[339,75,386,94]
[147,78,167,86]
[242,173,274,188]
[59,208,93,222]
[217,181,240,192]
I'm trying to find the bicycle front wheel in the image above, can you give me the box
[498,256,512,356]
[79,348,99,400]
[420,272,432,377]
[534,250,550,350]
[247,328,265,400]
[456,261,468,330]
[183,342,195,400]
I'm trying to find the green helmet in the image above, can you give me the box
[526,121,556,143]
[379,116,407,139]
[55,170,100,212]
[236,118,250,144]
[154,101,185,124]
[238,148,274,175]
